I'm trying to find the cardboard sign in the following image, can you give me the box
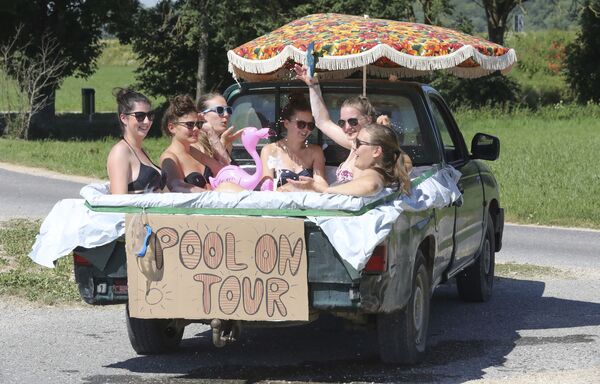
[125,214,308,321]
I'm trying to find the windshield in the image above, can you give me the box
[229,90,436,166]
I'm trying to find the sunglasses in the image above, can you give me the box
[175,121,204,130]
[337,118,360,128]
[354,138,377,148]
[290,119,315,131]
[203,105,233,116]
[125,111,155,122]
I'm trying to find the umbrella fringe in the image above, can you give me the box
[228,45,517,76]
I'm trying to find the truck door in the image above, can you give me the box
[428,95,484,269]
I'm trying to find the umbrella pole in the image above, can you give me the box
[362,14,369,98]
[362,66,366,97]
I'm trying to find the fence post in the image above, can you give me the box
[81,88,95,122]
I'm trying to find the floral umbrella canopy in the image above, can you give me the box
[228,13,517,82]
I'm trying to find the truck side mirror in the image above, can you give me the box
[471,133,500,161]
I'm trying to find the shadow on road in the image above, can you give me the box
[96,276,600,383]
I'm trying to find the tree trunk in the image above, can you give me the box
[28,87,56,139]
[487,23,506,45]
[482,0,527,45]
[195,31,208,102]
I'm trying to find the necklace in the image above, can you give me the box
[280,138,307,169]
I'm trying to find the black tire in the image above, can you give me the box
[377,251,431,365]
[125,304,185,355]
[456,212,495,302]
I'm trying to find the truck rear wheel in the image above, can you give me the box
[377,251,430,365]
[456,212,495,302]
[125,304,185,355]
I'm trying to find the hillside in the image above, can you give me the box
[446,0,579,33]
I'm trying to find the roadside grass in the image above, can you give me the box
[496,262,574,279]
[455,103,600,229]
[0,219,80,304]
[0,135,170,179]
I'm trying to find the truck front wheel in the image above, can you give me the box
[125,304,185,355]
[377,251,430,365]
[456,212,495,302]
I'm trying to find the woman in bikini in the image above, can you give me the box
[294,65,377,184]
[259,94,328,191]
[107,88,164,194]
[159,95,228,193]
[288,123,411,197]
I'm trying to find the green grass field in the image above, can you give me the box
[1,39,164,113]
[456,103,600,229]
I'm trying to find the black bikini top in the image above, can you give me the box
[184,166,213,188]
[278,168,313,186]
[122,139,165,193]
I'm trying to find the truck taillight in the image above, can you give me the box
[113,278,128,294]
[364,244,387,273]
[73,253,91,266]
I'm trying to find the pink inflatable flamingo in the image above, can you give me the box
[209,127,272,190]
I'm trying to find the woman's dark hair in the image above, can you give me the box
[281,93,311,120]
[363,123,411,195]
[162,94,198,137]
[113,87,151,129]
[280,93,311,124]
[342,96,376,122]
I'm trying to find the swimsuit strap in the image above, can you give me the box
[122,137,161,169]
[121,137,144,164]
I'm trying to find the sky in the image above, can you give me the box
[140,0,159,7]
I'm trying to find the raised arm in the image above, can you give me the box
[294,65,351,149]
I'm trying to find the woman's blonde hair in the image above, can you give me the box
[342,96,376,122]
[363,123,411,195]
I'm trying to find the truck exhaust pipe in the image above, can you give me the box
[210,319,241,347]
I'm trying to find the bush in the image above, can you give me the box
[565,0,600,103]
[428,72,521,109]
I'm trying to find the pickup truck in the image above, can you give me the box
[73,79,504,365]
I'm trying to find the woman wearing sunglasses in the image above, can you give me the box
[294,64,377,184]
[259,94,328,191]
[107,88,164,194]
[197,93,242,159]
[160,95,227,192]
[288,123,411,197]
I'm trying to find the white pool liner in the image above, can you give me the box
[29,165,461,271]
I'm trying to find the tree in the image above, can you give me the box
[0,0,139,138]
[565,0,600,102]
[291,0,416,21]
[118,0,297,102]
[0,26,67,139]
[417,0,453,25]
[475,0,530,44]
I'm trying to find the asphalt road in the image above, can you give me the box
[0,164,99,221]
[0,164,599,383]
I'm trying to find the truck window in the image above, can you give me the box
[323,92,436,166]
[229,91,437,166]
[429,97,466,163]
[230,94,277,141]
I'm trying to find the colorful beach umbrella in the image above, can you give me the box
[228,13,517,82]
